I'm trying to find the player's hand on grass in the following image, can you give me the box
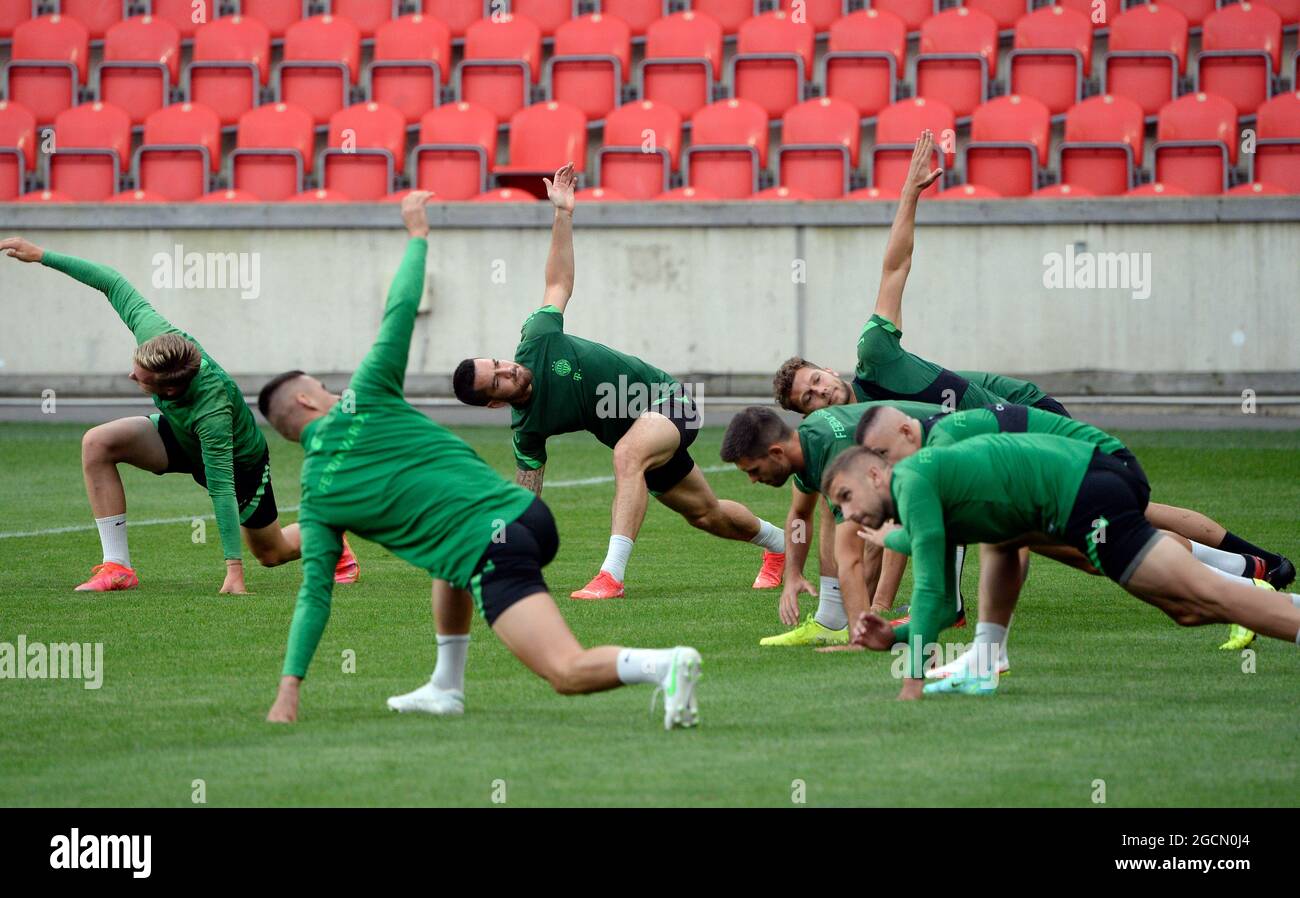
[779,576,816,627]
[219,561,249,595]
[0,236,43,263]
[266,677,301,724]
[401,190,433,239]
[545,162,576,214]
[850,611,895,651]
[857,520,901,549]
[903,130,944,197]
[897,678,924,701]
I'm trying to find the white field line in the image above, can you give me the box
[0,464,738,540]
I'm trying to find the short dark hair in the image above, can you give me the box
[772,356,819,411]
[820,445,880,497]
[258,370,305,420]
[452,358,488,407]
[854,405,889,446]
[720,406,792,463]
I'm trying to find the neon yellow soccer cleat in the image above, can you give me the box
[759,614,849,647]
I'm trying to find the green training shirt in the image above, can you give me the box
[883,433,1096,677]
[794,400,944,498]
[851,314,1010,411]
[283,239,536,678]
[957,371,1049,408]
[41,251,266,560]
[511,306,681,470]
[923,404,1126,455]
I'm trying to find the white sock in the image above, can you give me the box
[1202,564,1256,586]
[749,519,785,553]
[814,577,847,630]
[1190,541,1249,576]
[600,534,634,582]
[432,634,469,693]
[95,513,130,567]
[1290,594,1300,610]
[974,622,1009,670]
[616,648,674,685]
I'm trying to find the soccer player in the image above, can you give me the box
[720,402,949,646]
[451,164,786,600]
[856,402,1296,660]
[260,192,702,730]
[0,236,358,594]
[821,439,1300,701]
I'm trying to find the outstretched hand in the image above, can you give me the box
[401,190,433,238]
[0,236,44,263]
[904,130,944,196]
[857,519,901,549]
[544,163,576,213]
[850,611,896,651]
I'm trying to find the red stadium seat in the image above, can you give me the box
[1252,91,1300,192]
[238,0,306,39]
[321,101,406,199]
[1008,6,1092,116]
[473,186,538,200]
[1055,0,1120,31]
[1254,0,1299,26]
[548,14,631,122]
[99,16,180,126]
[597,99,682,199]
[692,0,756,33]
[776,96,860,198]
[419,0,484,39]
[198,187,261,202]
[1030,182,1095,197]
[1197,3,1283,117]
[135,101,222,199]
[0,100,38,199]
[4,14,90,125]
[915,8,999,119]
[1153,92,1238,194]
[148,0,220,40]
[232,103,313,199]
[380,188,413,201]
[754,185,813,199]
[964,94,1050,196]
[642,12,724,120]
[278,14,362,125]
[731,12,816,119]
[0,2,33,41]
[871,97,954,193]
[412,101,497,199]
[870,0,936,32]
[844,185,899,199]
[823,10,906,118]
[575,186,628,201]
[48,101,131,200]
[1125,181,1190,195]
[61,0,125,41]
[291,187,352,200]
[684,97,768,198]
[189,15,271,127]
[598,0,665,36]
[777,0,847,32]
[331,0,397,38]
[109,188,168,201]
[457,14,542,123]
[495,100,588,195]
[961,0,1030,32]
[1227,180,1290,194]
[371,14,452,125]
[1058,93,1145,194]
[512,0,573,36]
[1154,0,1215,27]
[655,185,720,199]
[1104,4,1189,119]
[935,183,1002,198]
[19,188,74,201]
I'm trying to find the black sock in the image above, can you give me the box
[1218,532,1282,570]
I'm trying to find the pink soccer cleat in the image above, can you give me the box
[334,535,360,584]
[74,562,139,592]
[751,551,785,589]
[570,570,625,600]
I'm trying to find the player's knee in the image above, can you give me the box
[81,426,117,464]
[252,545,284,567]
[612,442,648,480]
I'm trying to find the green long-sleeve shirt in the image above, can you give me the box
[883,433,1095,677]
[956,371,1049,409]
[922,403,1127,455]
[42,251,265,560]
[282,238,535,678]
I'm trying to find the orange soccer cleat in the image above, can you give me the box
[570,570,625,600]
[334,535,360,584]
[74,561,139,592]
[751,551,785,589]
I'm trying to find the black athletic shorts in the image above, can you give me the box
[643,393,702,496]
[1031,395,1072,418]
[469,497,560,626]
[1063,449,1161,585]
[152,413,279,530]
[1110,447,1151,508]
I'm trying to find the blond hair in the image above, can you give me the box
[134,333,201,390]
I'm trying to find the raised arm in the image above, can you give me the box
[872,131,944,330]
[541,163,576,312]
[2,236,177,343]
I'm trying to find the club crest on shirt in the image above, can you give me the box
[552,359,573,377]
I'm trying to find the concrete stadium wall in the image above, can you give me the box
[1,199,1297,397]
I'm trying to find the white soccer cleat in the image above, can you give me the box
[386,680,465,716]
[657,646,702,731]
[926,645,1010,680]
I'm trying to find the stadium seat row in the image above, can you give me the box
[3,4,1298,132]
[3,89,1296,200]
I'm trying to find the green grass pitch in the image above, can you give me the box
[1,421,1297,807]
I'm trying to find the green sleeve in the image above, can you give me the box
[41,251,177,344]
[192,405,244,561]
[856,314,905,372]
[348,238,428,398]
[521,304,564,339]
[513,428,546,470]
[888,470,959,679]
[281,520,344,678]
[884,528,912,554]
